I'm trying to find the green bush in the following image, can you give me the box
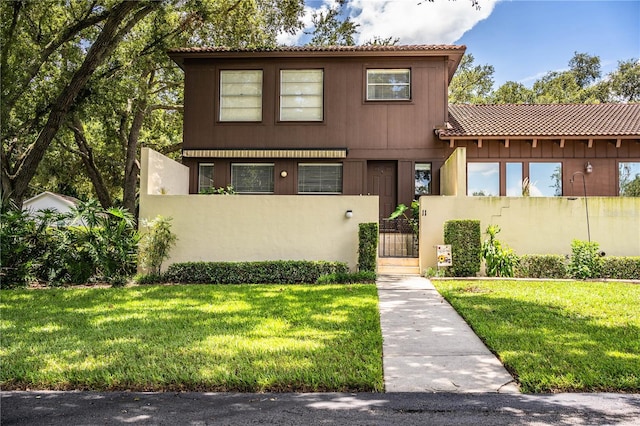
[514,254,568,279]
[358,223,379,272]
[316,271,377,284]
[444,219,481,277]
[164,260,349,284]
[568,240,602,279]
[600,257,640,280]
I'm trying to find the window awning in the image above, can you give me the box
[182,148,348,159]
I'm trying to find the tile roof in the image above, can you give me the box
[442,104,640,138]
[168,44,465,54]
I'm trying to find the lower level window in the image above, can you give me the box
[198,163,214,193]
[414,163,431,197]
[529,162,562,196]
[619,162,640,196]
[468,162,499,196]
[298,163,342,194]
[231,163,274,193]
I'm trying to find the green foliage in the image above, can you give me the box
[0,200,138,287]
[133,273,165,285]
[423,266,446,278]
[164,260,349,284]
[514,254,568,279]
[199,185,236,195]
[358,222,379,272]
[316,271,377,284]
[600,257,640,280]
[568,240,602,279]
[138,216,177,275]
[443,219,481,277]
[481,225,517,277]
[449,54,495,104]
[388,200,419,233]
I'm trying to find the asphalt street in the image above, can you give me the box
[3,391,640,425]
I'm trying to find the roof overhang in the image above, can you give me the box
[182,148,348,159]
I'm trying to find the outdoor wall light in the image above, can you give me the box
[584,162,593,174]
[345,210,353,219]
[280,170,288,178]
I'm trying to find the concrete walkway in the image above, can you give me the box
[377,274,520,393]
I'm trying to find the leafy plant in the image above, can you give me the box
[388,200,420,234]
[316,271,377,284]
[139,216,177,275]
[358,222,379,272]
[600,256,640,279]
[568,239,602,279]
[423,266,446,278]
[481,225,518,277]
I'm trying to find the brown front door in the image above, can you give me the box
[367,161,397,220]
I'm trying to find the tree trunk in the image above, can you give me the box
[69,115,113,209]
[2,1,155,207]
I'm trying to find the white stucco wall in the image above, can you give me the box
[419,196,640,270]
[139,148,379,271]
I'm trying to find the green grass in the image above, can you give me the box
[433,280,640,393]
[0,284,383,392]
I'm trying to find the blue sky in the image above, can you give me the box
[280,0,640,88]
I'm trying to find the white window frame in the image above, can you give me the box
[366,68,411,101]
[298,163,343,194]
[279,69,324,121]
[198,163,215,193]
[219,70,263,122]
[231,163,274,194]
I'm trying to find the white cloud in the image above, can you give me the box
[350,0,498,45]
[278,0,499,46]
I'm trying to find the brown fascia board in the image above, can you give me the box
[168,45,466,75]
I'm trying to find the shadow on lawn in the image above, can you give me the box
[0,284,383,392]
[439,289,640,393]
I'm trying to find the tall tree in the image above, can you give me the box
[307,0,358,46]
[448,54,494,104]
[490,81,534,104]
[568,51,601,88]
[607,59,640,102]
[1,0,305,210]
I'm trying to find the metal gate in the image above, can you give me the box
[379,218,419,258]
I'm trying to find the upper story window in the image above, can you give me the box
[220,70,262,122]
[298,163,342,194]
[231,163,274,193]
[280,69,323,121]
[366,69,411,101]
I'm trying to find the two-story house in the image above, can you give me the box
[168,45,466,219]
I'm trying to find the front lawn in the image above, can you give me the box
[0,284,383,392]
[433,280,640,393]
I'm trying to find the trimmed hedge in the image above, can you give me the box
[163,260,349,284]
[600,257,640,280]
[316,271,377,284]
[358,222,379,272]
[444,220,481,277]
[515,254,568,279]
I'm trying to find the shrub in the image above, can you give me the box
[316,271,377,284]
[444,220,481,277]
[164,260,349,284]
[568,240,602,279]
[481,225,518,277]
[600,257,640,280]
[358,223,379,272]
[138,216,177,275]
[514,254,568,279]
